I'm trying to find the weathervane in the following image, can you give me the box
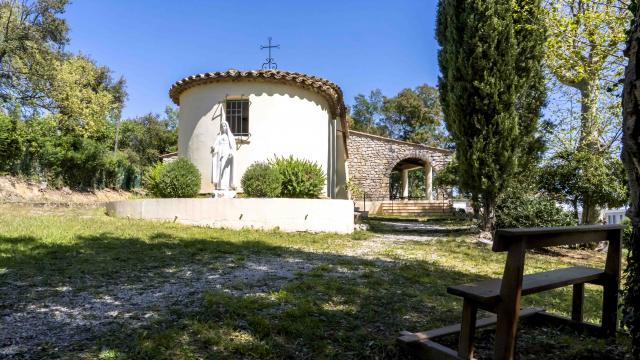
[260,37,280,69]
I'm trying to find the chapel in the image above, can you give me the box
[168,69,453,204]
[169,69,349,198]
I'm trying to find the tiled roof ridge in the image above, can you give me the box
[168,69,347,120]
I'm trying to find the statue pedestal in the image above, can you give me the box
[212,190,237,199]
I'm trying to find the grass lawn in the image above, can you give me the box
[0,204,631,359]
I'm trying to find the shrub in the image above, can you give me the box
[103,150,141,190]
[143,162,165,197]
[154,158,201,198]
[346,180,363,200]
[496,193,576,229]
[270,156,325,198]
[241,162,282,198]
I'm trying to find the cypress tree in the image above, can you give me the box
[436,0,545,231]
[513,0,547,172]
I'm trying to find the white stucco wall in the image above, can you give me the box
[106,198,354,233]
[178,81,337,196]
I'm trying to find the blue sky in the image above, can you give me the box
[63,0,440,119]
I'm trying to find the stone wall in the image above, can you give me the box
[346,131,454,200]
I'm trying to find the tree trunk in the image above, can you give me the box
[481,199,496,233]
[622,16,640,358]
[579,80,601,150]
[579,79,604,225]
[581,198,602,225]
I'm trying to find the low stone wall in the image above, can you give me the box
[105,198,354,234]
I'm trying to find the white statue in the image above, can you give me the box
[211,119,236,191]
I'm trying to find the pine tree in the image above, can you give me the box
[437,0,520,231]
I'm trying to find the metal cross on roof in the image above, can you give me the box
[260,37,280,70]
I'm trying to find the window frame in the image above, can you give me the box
[224,97,250,137]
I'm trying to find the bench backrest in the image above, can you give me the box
[493,225,625,252]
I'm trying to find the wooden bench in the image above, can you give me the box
[398,225,624,360]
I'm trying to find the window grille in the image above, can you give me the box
[225,99,249,136]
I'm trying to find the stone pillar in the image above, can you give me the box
[425,163,433,200]
[401,169,409,199]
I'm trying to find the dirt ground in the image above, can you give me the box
[0,176,134,205]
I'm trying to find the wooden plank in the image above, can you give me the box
[398,308,544,344]
[493,225,624,252]
[530,312,605,338]
[602,228,622,337]
[398,337,461,360]
[458,299,477,359]
[572,283,584,322]
[494,239,526,360]
[420,340,462,360]
[447,267,605,305]
[496,224,625,236]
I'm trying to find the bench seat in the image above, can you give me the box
[447,266,606,306]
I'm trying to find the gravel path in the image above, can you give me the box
[0,226,453,358]
[0,256,322,358]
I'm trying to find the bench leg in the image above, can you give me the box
[458,299,477,359]
[572,283,584,322]
[601,281,618,337]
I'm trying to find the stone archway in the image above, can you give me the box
[346,131,454,200]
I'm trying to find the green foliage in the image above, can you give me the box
[346,180,363,199]
[270,156,325,199]
[496,193,576,229]
[143,162,165,197]
[155,158,201,198]
[349,85,449,148]
[433,160,459,188]
[383,85,447,146]
[241,162,282,198]
[437,0,525,230]
[620,217,632,248]
[513,0,547,172]
[349,89,388,136]
[118,109,178,168]
[49,55,125,138]
[0,0,69,111]
[539,149,628,223]
[103,151,140,190]
[0,110,22,173]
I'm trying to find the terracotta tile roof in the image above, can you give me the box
[169,69,347,122]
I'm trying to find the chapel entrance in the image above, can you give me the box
[389,158,433,200]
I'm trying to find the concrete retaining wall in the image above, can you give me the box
[105,198,354,234]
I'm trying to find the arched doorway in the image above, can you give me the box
[388,157,433,200]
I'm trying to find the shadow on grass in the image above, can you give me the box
[0,231,628,360]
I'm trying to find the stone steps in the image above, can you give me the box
[378,200,455,217]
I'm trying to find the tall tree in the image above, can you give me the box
[545,0,629,223]
[383,85,447,147]
[437,0,524,231]
[0,0,69,112]
[349,89,387,136]
[622,1,640,355]
[514,0,548,172]
[350,85,449,148]
[48,54,126,139]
